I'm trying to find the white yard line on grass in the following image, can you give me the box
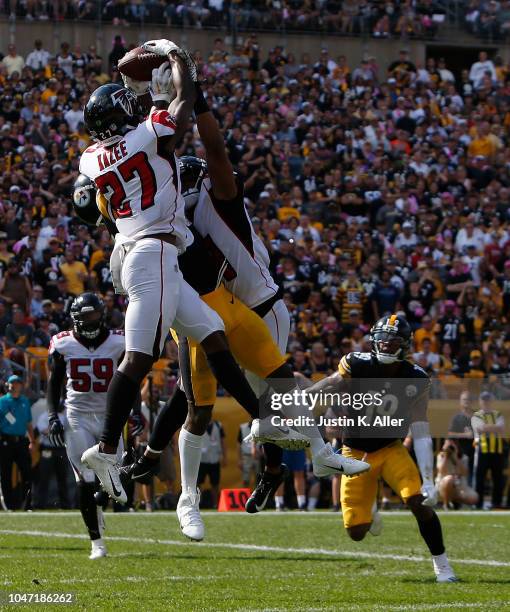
[1,510,509,517]
[1,528,509,568]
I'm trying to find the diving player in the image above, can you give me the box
[46,293,132,559]
[305,314,458,583]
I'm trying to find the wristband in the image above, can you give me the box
[194,82,210,115]
[152,93,171,103]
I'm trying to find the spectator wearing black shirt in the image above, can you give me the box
[92,244,114,294]
[0,300,12,337]
[490,350,510,399]
[371,270,401,320]
[5,308,34,349]
[435,301,465,355]
[447,390,475,482]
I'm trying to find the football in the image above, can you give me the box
[117,46,167,81]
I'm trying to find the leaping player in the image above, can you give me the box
[117,58,369,539]
[78,41,314,503]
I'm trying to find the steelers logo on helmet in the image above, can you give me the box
[72,174,102,226]
[370,314,412,364]
[70,292,106,340]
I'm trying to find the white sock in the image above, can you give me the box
[275,495,284,508]
[372,500,378,516]
[433,552,448,563]
[308,497,318,510]
[297,494,306,508]
[179,428,204,494]
[91,537,104,548]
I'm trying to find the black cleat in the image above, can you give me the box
[119,455,160,487]
[245,464,289,514]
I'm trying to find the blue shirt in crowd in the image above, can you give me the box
[0,393,32,437]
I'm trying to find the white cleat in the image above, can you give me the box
[177,489,204,541]
[369,509,383,536]
[81,444,127,504]
[245,417,310,450]
[312,443,370,478]
[89,539,107,560]
[433,553,458,583]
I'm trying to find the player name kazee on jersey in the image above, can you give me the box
[97,140,128,170]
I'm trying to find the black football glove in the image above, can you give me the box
[48,416,65,448]
[130,413,144,437]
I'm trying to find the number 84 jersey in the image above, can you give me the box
[49,330,125,416]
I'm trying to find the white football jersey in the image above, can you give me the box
[192,178,278,309]
[79,108,188,249]
[49,330,125,416]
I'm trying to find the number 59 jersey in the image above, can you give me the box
[49,330,125,416]
[79,108,188,250]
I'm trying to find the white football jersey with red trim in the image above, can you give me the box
[49,330,125,416]
[79,108,188,249]
[192,178,278,309]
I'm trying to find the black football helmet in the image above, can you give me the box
[179,156,207,210]
[73,174,101,226]
[70,292,106,340]
[370,314,412,364]
[84,83,143,144]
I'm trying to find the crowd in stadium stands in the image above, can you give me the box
[0,34,509,508]
[464,0,510,41]
[1,1,446,37]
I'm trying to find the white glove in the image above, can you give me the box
[150,62,173,102]
[421,481,438,507]
[143,39,181,57]
[122,73,150,96]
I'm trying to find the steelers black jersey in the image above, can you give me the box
[337,351,430,453]
[178,226,227,296]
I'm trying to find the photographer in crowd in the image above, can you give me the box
[436,438,478,510]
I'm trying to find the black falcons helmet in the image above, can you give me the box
[73,174,101,226]
[179,156,207,210]
[84,83,143,144]
[70,292,106,340]
[370,314,412,364]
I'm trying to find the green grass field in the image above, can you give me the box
[0,511,509,611]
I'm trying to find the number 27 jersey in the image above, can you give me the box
[79,108,188,249]
[49,330,125,416]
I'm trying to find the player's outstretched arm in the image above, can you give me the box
[195,95,237,200]
[163,51,196,151]
[305,371,344,396]
[46,350,66,447]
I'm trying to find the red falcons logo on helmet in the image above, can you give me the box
[111,89,137,115]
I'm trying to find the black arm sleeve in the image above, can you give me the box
[47,350,66,419]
